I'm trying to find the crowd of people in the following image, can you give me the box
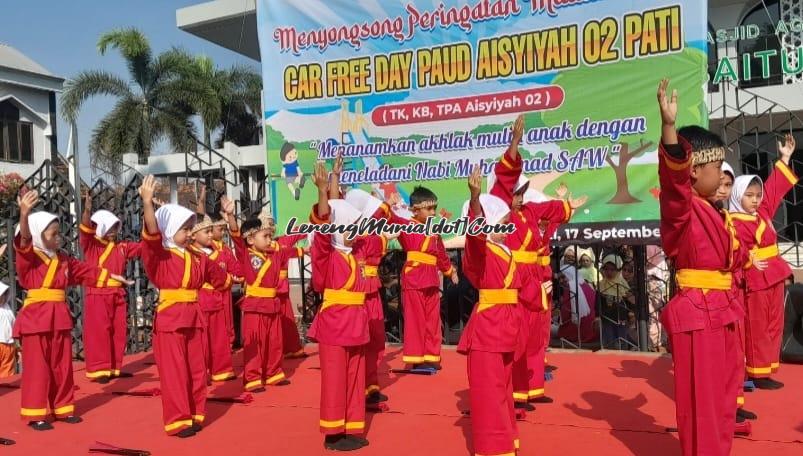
[0,78,798,456]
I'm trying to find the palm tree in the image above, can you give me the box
[185,56,262,148]
[61,28,211,172]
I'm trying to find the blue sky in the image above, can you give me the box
[1,0,257,179]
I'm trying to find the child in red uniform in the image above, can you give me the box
[489,115,581,406]
[189,215,236,382]
[308,162,370,451]
[345,188,391,405]
[728,135,798,390]
[459,166,522,456]
[222,201,293,392]
[382,186,457,369]
[14,191,129,431]
[657,80,747,455]
[273,231,308,358]
[138,176,233,437]
[79,196,142,383]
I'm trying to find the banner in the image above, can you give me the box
[257,0,708,244]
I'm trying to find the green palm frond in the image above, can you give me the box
[61,70,134,122]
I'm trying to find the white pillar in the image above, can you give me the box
[169,176,178,203]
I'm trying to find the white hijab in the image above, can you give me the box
[461,194,511,250]
[487,170,529,195]
[561,265,591,323]
[28,211,59,258]
[155,204,195,251]
[523,188,549,203]
[0,281,9,306]
[729,175,763,215]
[345,189,383,219]
[721,162,735,180]
[329,199,361,253]
[91,210,121,238]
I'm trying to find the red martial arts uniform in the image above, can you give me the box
[189,246,235,382]
[381,205,455,365]
[490,147,571,403]
[658,139,746,456]
[212,239,239,345]
[140,229,232,435]
[457,207,522,456]
[353,233,389,396]
[731,161,798,378]
[232,232,294,391]
[79,223,142,379]
[14,236,104,421]
[275,234,307,356]
[309,205,370,435]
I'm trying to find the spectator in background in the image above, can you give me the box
[0,281,17,378]
[556,266,598,344]
[598,254,635,349]
[621,260,639,349]
[561,246,577,267]
[577,248,598,288]
[646,245,669,351]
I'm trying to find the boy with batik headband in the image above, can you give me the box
[308,161,370,451]
[189,215,237,383]
[381,186,457,370]
[15,190,131,431]
[729,135,798,390]
[138,176,234,437]
[656,80,748,455]
[79,195,142,384]
[223,201,293,392]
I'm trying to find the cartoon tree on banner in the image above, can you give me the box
[606,139,654,204]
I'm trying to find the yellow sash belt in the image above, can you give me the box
[23,289,66,308]
[676,269,732,291]
[320,289,366,312]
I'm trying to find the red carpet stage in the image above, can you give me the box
[1,347,801,455]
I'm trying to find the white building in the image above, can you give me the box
[0,44,64,177]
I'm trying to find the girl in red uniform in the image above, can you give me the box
[15,190,129,430]
[222,200,293,392]
[188,215,236,382]
[308,162,371,451]
[728,136,798,389]
[459,166,522,456]
[79,196,142,383]
[138,176,233,437]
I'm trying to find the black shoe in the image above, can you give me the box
[530,396,554,404]
[59,416,82,424]
[28,421,53,431]
[113,372,134,378]
[546,365,558,372]
[375,392,388,402]
[190,423,203,433]
[294,188,301,201]
[176,428,196,438]
[737,408,758,420]
[514,402,535,411]
[299,175,307,189]
[345,435,369,448]
[250,387,266,393]
[96,376,111,385]
[275,379,291,386]
[736,414,746,423]
[366,392,381,404]
[324,434,362,451]
[749,377,784,390]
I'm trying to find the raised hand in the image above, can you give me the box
[110,274,135,286]
[313,161,329,191]
[778,133,796,165]
[450,273,459,285]
[139,175,158,203]
[17,190,39,215]
[220,196,235,216]
[468,164,482,198]
[512,114,525,145]
[332,152,344,175]
[387,192,403,207]
[569,194,588,210]
[657,78,678,127]
[555,182,568,199]
[83,192,92,212]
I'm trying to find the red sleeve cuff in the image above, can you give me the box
[660,137,693,171]
[141,229,160,241]
[776,160,799,185]
[79,224,95,234]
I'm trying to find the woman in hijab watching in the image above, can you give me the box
[14,190,130,430]
[598,254,635,349]
[556,265,598,344]
[137,176,234,438]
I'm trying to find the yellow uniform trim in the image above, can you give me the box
[528,388,545,398]
[80,223,95,234]
[511,250,539,264]
[265,372,286,385]
[95,242,116,287]
[366,385,381,395]
[23,288,67,308]
[279,270,288,280]
[562,200,572,222]
[141,229,159,241]
[776,160,799,185]
[245,379,264,390]
[746,365,773,375]
[345,421,365,430]
[53,404,74,415]
[500,155,513,169]
[21,407,48,416]
[513,392,529,401]
[363,265,378,277]
[320,419,345,428]
[320,289,366,312]
[86,370,112,379]
[736,396,745,406]
[675,269,732,291]
[753,244,779,261]
[477,290,519,312]
[771,362,780,369]
[423,355,441,362]
[211,372,234,382]
[662,152,692,171]
[341,251,358,290]
[164,419,193,432]
[157,289,199,312]
[406,250,436,265]
[245,286,278,298]
[193,414,205,423]
[402,355,426,364]
[514,439,520,449]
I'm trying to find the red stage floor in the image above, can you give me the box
[1,347,801,455]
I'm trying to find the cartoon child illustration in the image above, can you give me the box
[280,142,305,200]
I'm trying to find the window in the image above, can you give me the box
[738,0,783,88]
[0,100,34,164]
